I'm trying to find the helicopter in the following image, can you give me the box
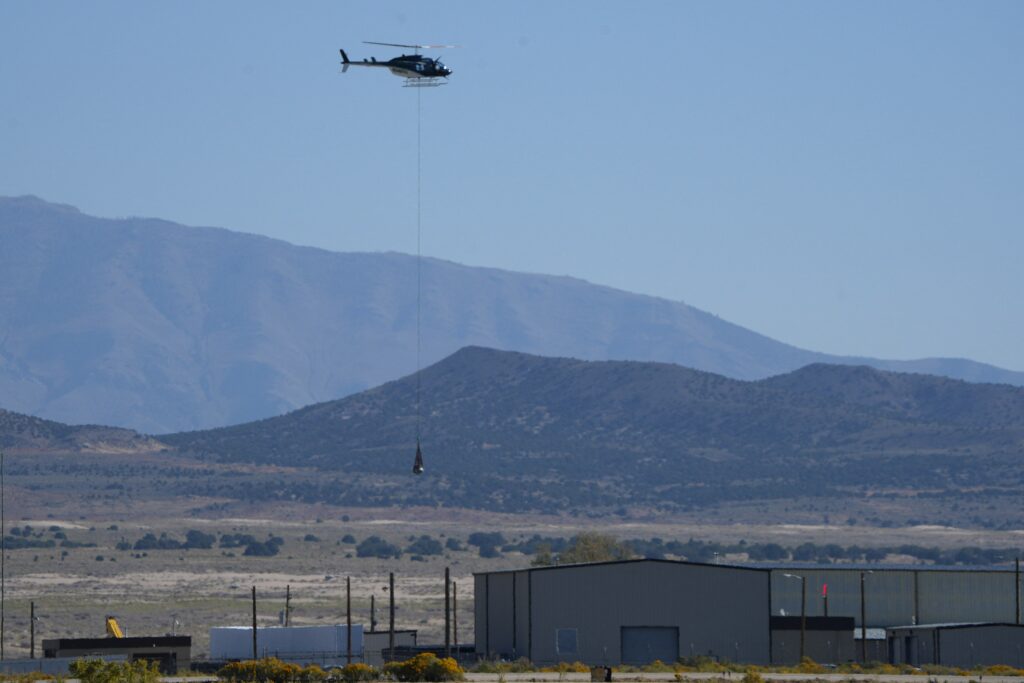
[339,42,454,87]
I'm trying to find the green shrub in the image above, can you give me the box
[70,658,161,683]
[356,536,401,559]
[795,656,825,674]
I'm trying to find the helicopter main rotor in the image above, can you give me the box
[363,41,459,51]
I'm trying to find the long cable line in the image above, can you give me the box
[415,84,422,445]
[411,80,425,478]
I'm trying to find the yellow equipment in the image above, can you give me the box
[105,615,124,638]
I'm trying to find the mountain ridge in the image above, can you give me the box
[2,195,1021,433]
[5,345,1024,521]
[0,407,167,454]
[160,345,1024,515]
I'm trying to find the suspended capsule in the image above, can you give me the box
[412,440,424,475]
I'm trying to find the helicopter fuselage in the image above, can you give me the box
[384,55,451,79]
[340,49,452,81]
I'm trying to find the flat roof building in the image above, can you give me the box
[41,636,191,674]
[209,624,363,666]
[887,623,1024,668]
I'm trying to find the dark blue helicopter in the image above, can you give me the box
[340,42,454,87]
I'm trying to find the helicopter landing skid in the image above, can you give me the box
[403,78,447,88]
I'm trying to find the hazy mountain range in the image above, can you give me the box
[2,195,1022,433]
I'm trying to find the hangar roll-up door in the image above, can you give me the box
[621,627,679,665]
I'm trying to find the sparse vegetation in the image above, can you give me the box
[186,529,216,549]
[356,535,402,559]
[242,536,284,557]
[557,532,633,564]
[405,535,443,555]
[471,658,535,674]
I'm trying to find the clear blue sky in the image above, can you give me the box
[2,1,1022,370]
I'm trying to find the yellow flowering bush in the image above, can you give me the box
[539,661,590,673]
[383,653,463,682]
[217,657,325,683]
[70,659,161,683]
[335,662,379,682]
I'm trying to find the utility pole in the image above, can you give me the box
[782,574,806,662]
[285,584,291,627]
[453,581,459,654]
[370,594,377,632]
[252,586,258,660]
[444,567,451,658]
[1,448,5,662]
[800,575,806,661]
[1017,557,1021,625]
[30,601,35,659]
[860,571,868,663]
[346,577,352,665]
[388,572,395,662]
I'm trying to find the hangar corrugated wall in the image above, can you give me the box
[888,624,1024,668]
[769,568,1020,627]
[475,559,770,665]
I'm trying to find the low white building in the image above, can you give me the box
[210,624,363,665]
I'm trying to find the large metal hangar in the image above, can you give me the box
[474,559,771,666]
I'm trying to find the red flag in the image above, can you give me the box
[822,583,828,597]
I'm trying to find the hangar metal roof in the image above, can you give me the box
[473,556,770,576]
